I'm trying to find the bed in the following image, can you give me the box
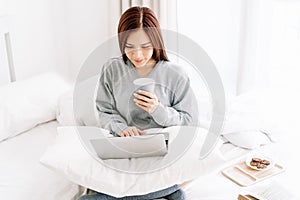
[0,120,82,200]
[0,15,83,200]
[41,55,299,199]
[44,79,300,200]
[1,14,299,200]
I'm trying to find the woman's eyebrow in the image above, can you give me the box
[125,42,151,46]
[141,42,151,45]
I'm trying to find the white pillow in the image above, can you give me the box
[40,126,226,198]
[0,73,70,141]
[218,91,278,148]
[222,91,277,134]
[56,75,99,126]
[222,130,271,149]
[56,90,77,126]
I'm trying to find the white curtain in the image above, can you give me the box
[236,0,272,95]
[235,0,300,132]
[108,0,178,37]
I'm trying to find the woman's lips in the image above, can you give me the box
[134,59,144,63]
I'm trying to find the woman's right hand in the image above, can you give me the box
[120,126,146,137]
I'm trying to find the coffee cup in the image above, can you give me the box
[133,78,155,94]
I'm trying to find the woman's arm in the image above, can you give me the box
[95,65,128,136]
[150,77,198,127]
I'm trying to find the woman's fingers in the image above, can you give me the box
[131,127,145,136]
[132,128,140,136]
[128,129,135,136]
[135,100,158,113]
[138,129,146,135]
[133,93,153,103]
[121,127,145,137]
[134,98,156,105]
[133,92,157,103]
[121,132,129,137]
[136,90,156,99]
[121,128,132,137]
[133,90,159,114]
[134,98,151,107]
[135,102,149,111]
[133,93,147,101]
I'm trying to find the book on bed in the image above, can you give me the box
[238,182,296,200]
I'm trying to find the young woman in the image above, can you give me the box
[79,6,197,200]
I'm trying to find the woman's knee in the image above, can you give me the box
[165,188,186,200]
[78,195,90,200]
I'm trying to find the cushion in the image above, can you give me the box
[40,126,226,198]
[0,73,70,142]
[56,90,77,126]
[223,91,277,133]
[222,130,271,149]
[219,91,278,148]
[56,75,99,126]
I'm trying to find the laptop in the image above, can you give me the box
[90,132,169,159]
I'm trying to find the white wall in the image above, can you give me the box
[0,0,110,82]
[63,0,111,81]
[0,0,254,94]
[0,0,65,80]
[177,0,242,96]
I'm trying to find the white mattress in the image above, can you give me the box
[0,120,82,200]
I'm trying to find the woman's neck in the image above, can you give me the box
[135,59,157,77]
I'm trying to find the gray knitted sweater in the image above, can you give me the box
[96,57,198,136]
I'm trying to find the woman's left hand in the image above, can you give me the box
[133,90,159,113]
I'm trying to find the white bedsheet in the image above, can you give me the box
[183,131,300,200]
[0,120,81,200]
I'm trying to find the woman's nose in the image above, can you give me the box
[133,48,143,57]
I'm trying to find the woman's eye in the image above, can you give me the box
[125,46,133,49]
[142,46,151,49]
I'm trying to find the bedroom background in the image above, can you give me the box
[1,0,300,198]
[1,0,299,134]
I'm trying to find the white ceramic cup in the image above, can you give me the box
[133,78,155,93]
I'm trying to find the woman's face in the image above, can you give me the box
[124,29,154,68]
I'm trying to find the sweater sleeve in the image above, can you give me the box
[95,64,127,136]
[150,76,198,126]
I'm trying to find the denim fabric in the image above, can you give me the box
[78,185,185,200]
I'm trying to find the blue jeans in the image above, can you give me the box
[78,185,185,200]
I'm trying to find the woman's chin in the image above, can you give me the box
[134,62,146,68]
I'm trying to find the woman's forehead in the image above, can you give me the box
[126,29,151,45]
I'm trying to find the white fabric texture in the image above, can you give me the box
[56,75,99,126]
[222,130,271,149]
[56,90,77,126]
[0,121,81,200]
[222,91,277,135]
[0,73,70,142]
[40,126,229,198]
[215,91,277,149]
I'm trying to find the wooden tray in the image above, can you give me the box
[221,161,285,187]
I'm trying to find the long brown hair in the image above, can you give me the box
[118,6,169,63]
